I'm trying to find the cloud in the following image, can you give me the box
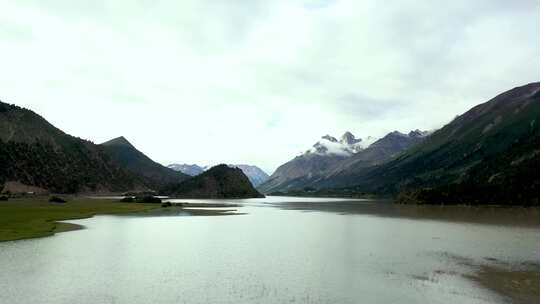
[0,0,539,173]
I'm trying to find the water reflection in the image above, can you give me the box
[265,197,540,228]
[0,196,539,304]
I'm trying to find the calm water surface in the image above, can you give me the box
[1,196,539,304]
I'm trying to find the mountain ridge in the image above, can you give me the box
[167,164,206,176]
[2,81,538,204]
[313,82,540,205]
[102,136,134,148]
[101,136,190,191]
[162,164,264,198]
[0,101,147,193]
[257,130,428,193]
[168,163,269,187]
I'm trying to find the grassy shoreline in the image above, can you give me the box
[0,197,161,242]
[0,197,245,242]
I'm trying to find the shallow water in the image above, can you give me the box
[1,196,539,304]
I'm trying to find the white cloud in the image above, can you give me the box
[0,0,539,174]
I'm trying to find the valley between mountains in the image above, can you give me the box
[1,82,539,205]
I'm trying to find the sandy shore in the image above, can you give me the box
[467,262,540,304]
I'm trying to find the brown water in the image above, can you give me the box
[0,196,539,304]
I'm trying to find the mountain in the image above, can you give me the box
[257,132,374,193]
[168,163,269,187]
[0,102,146,193]
[308,132,377,156]
[314,130,430,188]
[162,164,265,198]
[228,165,269,187]
[167,164,205,176]
[101,137,190,191]
[335,82,540,205]
[258,153,348,194]
[258,131,426,193]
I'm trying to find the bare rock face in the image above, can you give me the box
[340,131,361,145]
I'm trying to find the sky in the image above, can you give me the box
[1,0,540,174]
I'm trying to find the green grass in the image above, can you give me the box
[0,197,160,242]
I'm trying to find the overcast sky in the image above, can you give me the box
[1,0,539,174]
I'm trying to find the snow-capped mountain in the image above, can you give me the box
[258,132,377,193]
[258,130,429,193]
[306,132,378,156]
[167,163,269,187]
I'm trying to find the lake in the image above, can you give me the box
[1,196,539,304]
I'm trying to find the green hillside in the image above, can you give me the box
[342,82,540,205]
[0,102,146,194]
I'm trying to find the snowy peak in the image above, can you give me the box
[339,131,361,145]
[322,135,338,143]
[307,132,378,156]
[305,129,428,157]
